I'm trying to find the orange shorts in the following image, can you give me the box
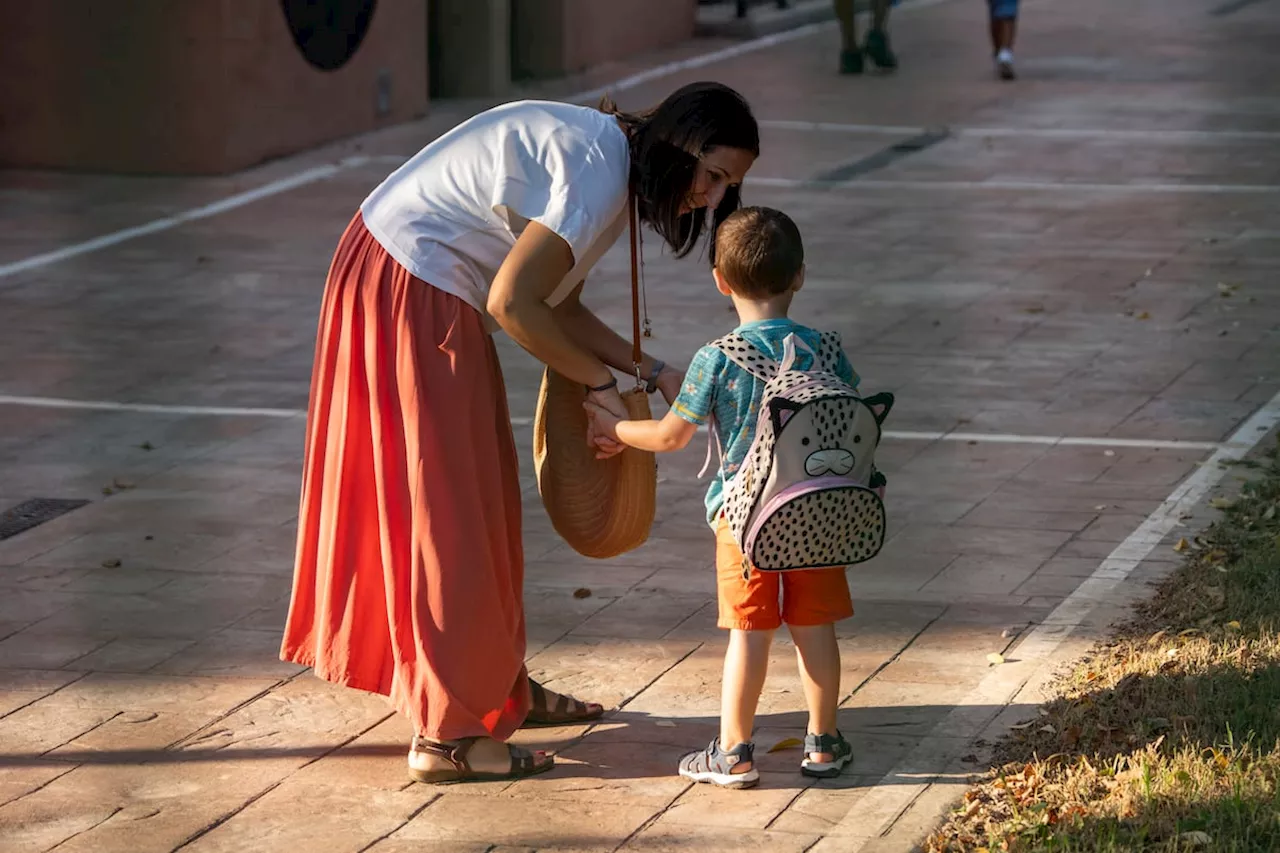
[715,517,854,631]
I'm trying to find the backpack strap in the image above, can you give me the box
[697,416,723,479]
[817,331,845,374]
[709,333,778,382]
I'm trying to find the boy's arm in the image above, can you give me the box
[585,345,720,455]
[601,409,698,453]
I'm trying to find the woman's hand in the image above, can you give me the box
[656,364,684,407]
[585,386,628,460]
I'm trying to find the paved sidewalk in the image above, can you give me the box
[3,0,1279,850]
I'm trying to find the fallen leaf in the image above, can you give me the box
[1263,505,1277,521]
[1009,721,1036,731]
[102,558,122,569]
[1174,538,1190,553]
[1209,497,1236,510]
[768,737,804,753]
[1227,620,1242,631]
[573,588,592,599]
[1038,724,1056,734]
[655,721,677,728]
[102,486,114,496]
[1136,311,1150,320]
[138,441,154,451]
[1025,305,1045,314]
[119,711,158,724]
[987,653,1006,665]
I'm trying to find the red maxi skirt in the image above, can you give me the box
[280,212,530,741]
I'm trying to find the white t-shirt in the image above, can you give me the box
[359,100,631,332]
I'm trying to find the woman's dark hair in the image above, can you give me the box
[600,81,759,260]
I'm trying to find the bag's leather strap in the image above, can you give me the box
[628,193,643,386]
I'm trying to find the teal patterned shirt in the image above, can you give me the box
[670,318,858,527]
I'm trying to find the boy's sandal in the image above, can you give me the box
[801,731,854,778]
[407,735,554,784]
[521,678,605,727]
[678,738,760,790]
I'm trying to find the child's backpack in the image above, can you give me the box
[702,330,893,573]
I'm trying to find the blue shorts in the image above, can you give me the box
[988,0,1018,19]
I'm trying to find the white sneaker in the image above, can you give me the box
[996,48,1016,80]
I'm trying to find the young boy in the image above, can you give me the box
[585,206,860,789]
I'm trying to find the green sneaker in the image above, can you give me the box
[840,48,864,75]
[864,28,898,70]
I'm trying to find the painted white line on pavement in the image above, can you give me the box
[746,176,1280,194]
[0,393,1224,451]
[0,394,304,419]
[837,388,1280,847]
[0,159,367,281]
[760,119,1280,143]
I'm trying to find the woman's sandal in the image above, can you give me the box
[800,731,854,779]
[521,678,605,728]
[407,735,555,784]
[678,738,759,790]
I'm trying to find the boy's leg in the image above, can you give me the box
[721,628,776,766]
[781,566,854,769]
[679,517,783,786]
[789,623,841,762]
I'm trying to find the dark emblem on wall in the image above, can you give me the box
[281,0,377,71]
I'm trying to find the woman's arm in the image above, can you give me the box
[487,222,615,389]
[553,283,687,404]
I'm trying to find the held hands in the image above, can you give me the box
[584,387,627,460]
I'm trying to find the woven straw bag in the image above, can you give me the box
[532,196,656,558]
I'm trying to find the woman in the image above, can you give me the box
[281,82,759,783]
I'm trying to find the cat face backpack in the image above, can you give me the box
[704,331,894,573]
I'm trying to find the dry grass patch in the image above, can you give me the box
[926,440,1280,852]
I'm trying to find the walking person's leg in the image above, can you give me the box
[863,0,898,71]
[834,0,864,74]
[989,0,1018,79]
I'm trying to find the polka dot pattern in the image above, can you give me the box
[749,487,886,570]
[710,330,893,572]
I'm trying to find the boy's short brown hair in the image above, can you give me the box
[713,206,804,299]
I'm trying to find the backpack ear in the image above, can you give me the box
[861,392,894,426]
[769,397,803,434]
